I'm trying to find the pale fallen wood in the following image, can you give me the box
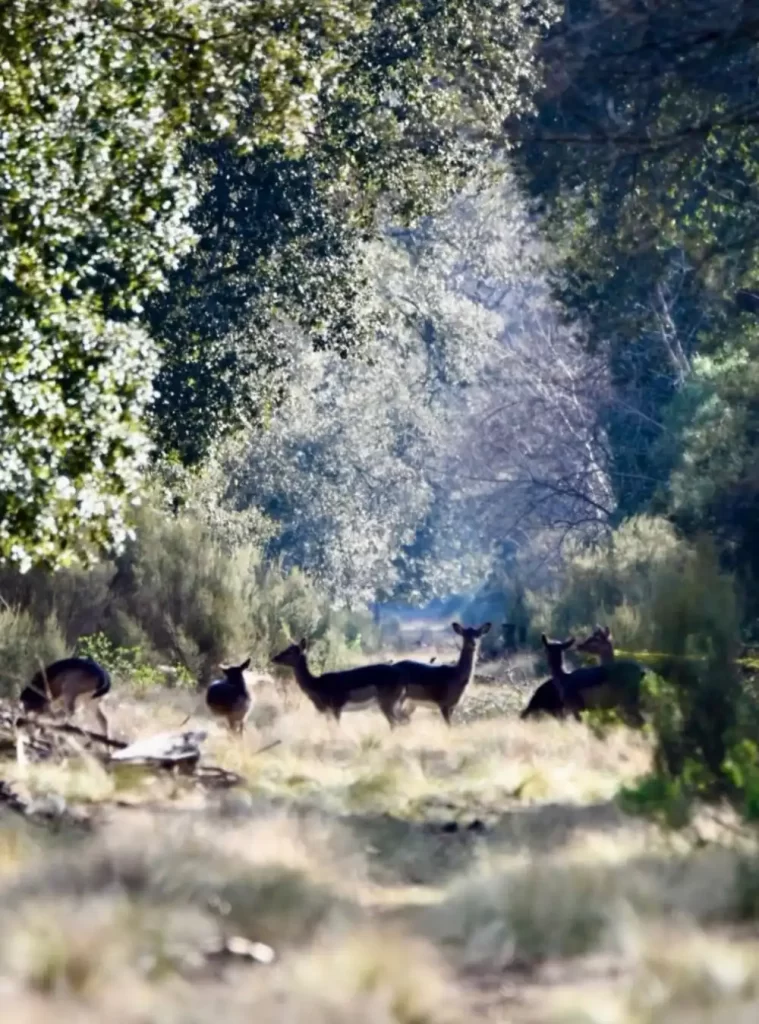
[110,729,208,767]
[203,935,276,965]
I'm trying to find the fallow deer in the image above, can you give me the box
[572,625,646,727]
[21,657,113,736]
[391,621,492,726]
[270,640,406,729]
[206,658,253,734]
[520,634,581,720]
[520,628,645,726]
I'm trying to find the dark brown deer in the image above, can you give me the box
[572,625,646,726]
[521,628,645,726]
[21,657,112,736]
[206,658,253,734]
[391,622,492,725]
[520,634,581,720]
[270,641,406,729]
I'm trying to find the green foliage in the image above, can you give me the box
[0,502,381,687]
[147,0,561,468]
[669,325,759,623]
[545,516,685,647]
[543,515,759,817]
[512,0,759,524]
[75,632,193,694]
[723,740,759,823]
[3,0,563,569]
[618,773,694,831]
[0,607,67,699]
[0,0,380,569]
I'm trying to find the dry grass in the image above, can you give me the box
[0,654,758,1022]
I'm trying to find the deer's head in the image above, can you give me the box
[541,633,575,675]
[271,638,308,668]
[576,625,612,657]
[217,657,251,687]
[452,622,492,648]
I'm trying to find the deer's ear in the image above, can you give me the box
[480,622,492,635]
[452,622,464,636]
[564,636,576,650]
[299,638,308,651]
[603,626,611,638]
[541,633,549,647]
[239,657,251,671]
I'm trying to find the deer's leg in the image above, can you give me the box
[379,685,406,730]
[440,705,453,726]
[93,701,110,739]
[63,691,78,722]
[622,703,645,729]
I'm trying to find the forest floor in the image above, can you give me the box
[0,650,757,1023]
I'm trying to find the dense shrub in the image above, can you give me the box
[546,516,759,818]
[0,505,381,688]
[0,608,67,699]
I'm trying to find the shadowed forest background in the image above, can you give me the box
[4,1,759,1021]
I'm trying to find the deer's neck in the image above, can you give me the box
[547,655,567,680]
[293,655,317,692]
[455,643,477,685]
[229,674,248,693]
[598,646,615,666]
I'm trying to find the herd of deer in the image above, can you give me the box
[16,621,646,738]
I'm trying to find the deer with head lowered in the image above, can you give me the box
[391,622,492,726]
[20,657,113,736]
[270,640,406,729]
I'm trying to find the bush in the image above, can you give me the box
[0,503,380,689]
[541,516,759,819]
[0,608,68,699]
[543,515,684,649]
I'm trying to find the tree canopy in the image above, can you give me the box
[1,0,559,570]
[508,0,759,609]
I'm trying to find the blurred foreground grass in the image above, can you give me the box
[0,655,757,1023]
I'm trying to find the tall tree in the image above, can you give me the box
[0,0,376,569]
[146,0,562,467]
[510,0,759,516]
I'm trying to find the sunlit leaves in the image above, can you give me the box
[0,0,373,568]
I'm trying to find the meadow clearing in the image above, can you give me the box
[0,645,756,1024]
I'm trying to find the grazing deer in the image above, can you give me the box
[573,625,646,727]
[206,658,253,734]
[270,640,406,728]
[520,634,581,720]
[21,657,112,736]
[391,622,492,726]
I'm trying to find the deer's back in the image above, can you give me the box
[318,661,400,694]
[565,662,643,699]
[520,678,567,718]
[391,659,460,699]
[22,657,111,709]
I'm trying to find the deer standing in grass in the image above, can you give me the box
[270,640,406,729]
[391,621,492,726]
[206,658,253,734]
[20,657,113,736]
